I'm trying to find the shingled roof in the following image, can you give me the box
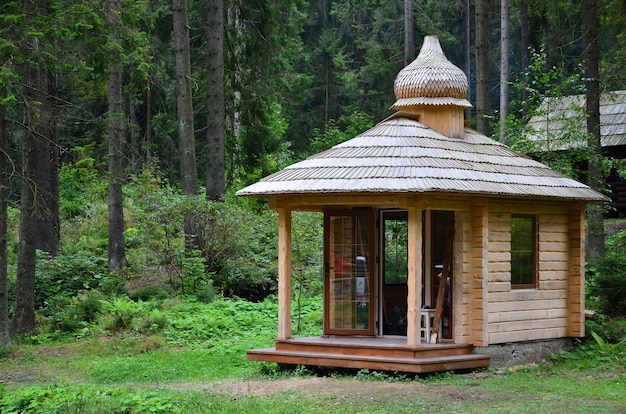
[237,37,607,202]
[525,90,626,152]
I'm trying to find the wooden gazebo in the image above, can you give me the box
[237,36,608,373]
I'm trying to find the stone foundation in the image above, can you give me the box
[474,338,574,368]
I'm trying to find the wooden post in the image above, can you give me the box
[406,205,423,347]
[277,208,292,340]
[470,198,489,346]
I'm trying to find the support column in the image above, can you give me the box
[470,197,489,346]
[407,204,424,347]
[277,208,292,340]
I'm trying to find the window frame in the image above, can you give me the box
[510,214,537,289]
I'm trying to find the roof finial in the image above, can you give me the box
[392,35,471,110]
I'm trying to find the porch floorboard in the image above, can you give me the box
[247,336,491,374]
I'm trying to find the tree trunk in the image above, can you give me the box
[12,0,40,335]
[475,0,491,135]
[129,87,140,174]
[0,88,10,346]
[173,0,199,251]
[36,67,59,257]
[13,78,38,335]
[206,0,225,202]
[464,0,471,120]
[404,0,414,65]
[173,0,198,198]
[499,0,509,142]
[107,0,128,271]
[520,0,529,105]
[583,0,604,260]
[226,4,242,185]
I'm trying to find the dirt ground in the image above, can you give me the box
[166,374,493,404]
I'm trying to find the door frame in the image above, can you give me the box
[323,209,376,335]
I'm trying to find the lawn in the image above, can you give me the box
[0,297,625,413]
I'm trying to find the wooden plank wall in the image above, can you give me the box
[486,202,576,344]
[455,211,473,345]
[567,206,585,337]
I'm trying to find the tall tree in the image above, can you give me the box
[519,0,529,105]
[35,68,59,256]
[13,67,38,335]
[499,0,509,142]
[583,0,604,260]
[206,0,225,201]
[173,0,199,251]
[475,0,491,135]
[12,0,48,335]
[404,0,414,65]
[107,0,128,271]
[0,87,9,346]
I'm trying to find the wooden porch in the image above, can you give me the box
[247,336,491,374]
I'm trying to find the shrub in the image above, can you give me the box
[587,231,626,316]
[35,251,109,309]
[129,285,174,302]
[586,316,626,344]
[136,308,169,333]
[99,297,139,332]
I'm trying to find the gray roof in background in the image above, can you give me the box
[237,113,607,201]
[525,90,626,151]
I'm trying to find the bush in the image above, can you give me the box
[129,285,174,302]
[35,251,109,309]
[587,232,626,316]
[586,316,626,344]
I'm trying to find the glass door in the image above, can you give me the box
[324,210,375,335]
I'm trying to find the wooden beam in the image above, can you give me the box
[406,204,424,347]
[277,208,292,340]
[269,194,406,211]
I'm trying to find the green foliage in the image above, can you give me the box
[58,145,104,220]
[503,48,591,181]
[129,165,258,298]
[0,384,183,414]
[292,212,323,333]
[129,285,174,302]
[99,296,142,332]
[587,231,626,316]
[552,331,626,370]
[354,368,409,383]
[128,164,183,269]
[309,111,374,154]
[43,290,106,334]
[215,207,278,301]
[35,251,110,309]
[586,315,626,345]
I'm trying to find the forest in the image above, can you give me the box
[0,0,625,345]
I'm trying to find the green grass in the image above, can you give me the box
[0,296,625,413]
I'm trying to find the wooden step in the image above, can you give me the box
[247,348,491,374]
[275,338,474,359]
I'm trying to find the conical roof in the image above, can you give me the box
[392,36,471,109]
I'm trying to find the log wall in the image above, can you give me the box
[484,201,583,344]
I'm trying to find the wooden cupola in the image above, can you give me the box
[391,36,471,138]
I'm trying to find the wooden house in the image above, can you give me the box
[237,36,608,373]
[525,90,626,158]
